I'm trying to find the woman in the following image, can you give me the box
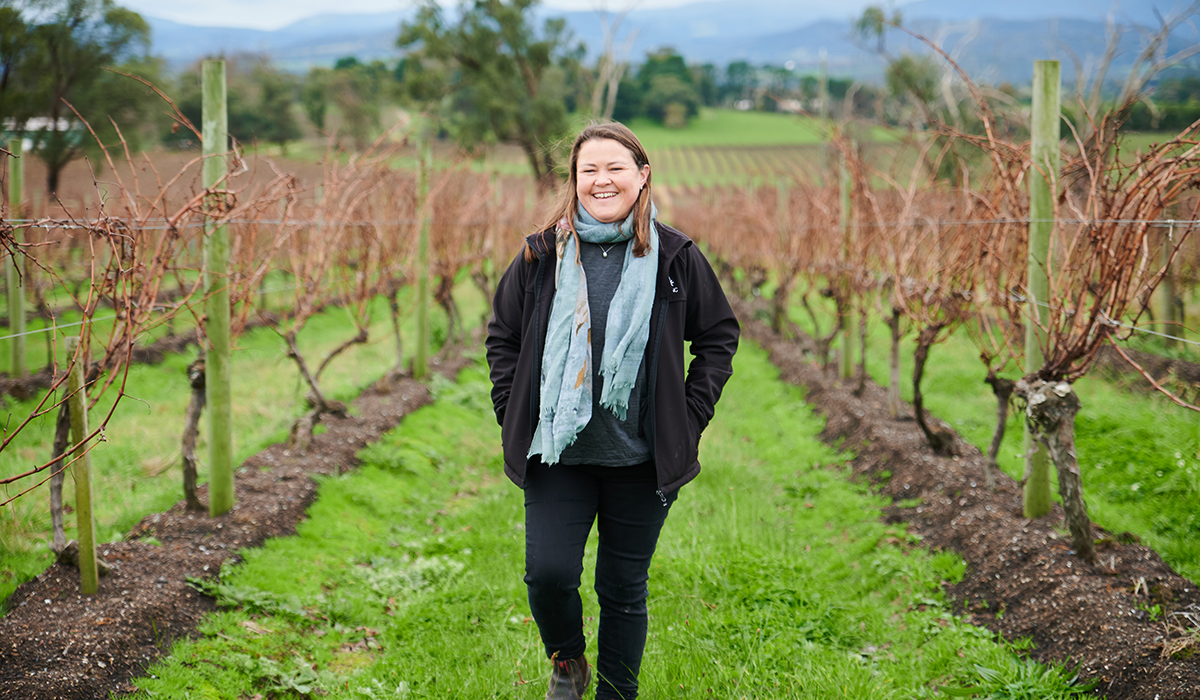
[485,122,739,699]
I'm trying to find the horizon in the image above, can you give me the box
[122,0,893,31]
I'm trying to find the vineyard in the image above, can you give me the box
[3,76,1200,696]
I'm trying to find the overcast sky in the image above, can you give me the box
[121,0,878,30]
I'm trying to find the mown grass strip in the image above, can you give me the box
[129,343,1090,699]
[780,293,1200,582]
[0,285,475,605]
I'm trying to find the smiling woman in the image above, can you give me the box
[485,121,740,699]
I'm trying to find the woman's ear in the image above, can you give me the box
[638,164,650,189]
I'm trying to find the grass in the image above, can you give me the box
[624,109,898,150]
[128,343,1093,699]
[0,283,480,606]
[780,292,1200,582]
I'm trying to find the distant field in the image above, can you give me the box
[623,108,897,149]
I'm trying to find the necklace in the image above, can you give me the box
[599,241,620,258]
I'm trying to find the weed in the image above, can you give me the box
[940,658,1099,699]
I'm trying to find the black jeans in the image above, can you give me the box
[524,459,677,700]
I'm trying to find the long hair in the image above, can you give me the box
[525,122,654,262]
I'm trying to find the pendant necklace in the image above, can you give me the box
[599,242,619,258]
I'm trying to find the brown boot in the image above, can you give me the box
[545,653,591,700]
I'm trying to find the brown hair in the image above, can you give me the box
[525,121,653,262]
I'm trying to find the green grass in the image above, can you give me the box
[0,283,480,606]
[783,293,1200,582]
[623,109,898,150]
[128,344,1092,699]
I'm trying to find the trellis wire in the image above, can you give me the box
[3,217,1200,231]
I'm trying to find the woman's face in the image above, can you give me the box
[575,138,650,224]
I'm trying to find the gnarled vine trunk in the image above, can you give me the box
[181,357,207,512]
[284,331,353,454]
[983,372,1016,491]
[853,307,868,397]
[1018,378,1096,564]
[886,307,902,419]
[912,325,957,456]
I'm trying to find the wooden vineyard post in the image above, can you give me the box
[65,337,98,594]
[839,147,854,380]
[203,60,234,517]
[818,49,829,182]
[1023,60,1060,519]
[7,138,25,377]
[413,132,432,379]
[774,177,790,334]
[1161,222,1177,346]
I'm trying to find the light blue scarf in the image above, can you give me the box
[528,203,659,465]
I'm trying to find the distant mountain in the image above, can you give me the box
[144,0,1200,83]
[147,11,411,71]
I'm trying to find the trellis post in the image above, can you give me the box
[839,146,854,380]
[1023,60,1060,519]
[413,132,432,379]
[203,60,234,516]
[65,337,98,594]
[7,138,25,377]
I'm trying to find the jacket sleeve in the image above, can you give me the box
[485,250,531,427]
[681,244,740,433]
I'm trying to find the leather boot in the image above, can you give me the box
[545,653,591,700]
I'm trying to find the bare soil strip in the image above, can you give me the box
[733,299,1200,700]
[0,356,469,700]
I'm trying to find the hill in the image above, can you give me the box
[143,0,1200,83]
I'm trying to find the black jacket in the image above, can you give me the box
[485,222,740,498]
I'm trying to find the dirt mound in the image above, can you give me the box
[0,356,468,700]
[736,301,1200,699]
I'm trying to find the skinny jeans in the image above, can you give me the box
[524,458,677,700]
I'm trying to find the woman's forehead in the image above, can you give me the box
[577,138,638,165]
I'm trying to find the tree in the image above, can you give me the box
[397,0,582,190]
[328,58,388,151]
[722,60,756,105]
[301,66,331,131]
[854,5,901,56]
[252,61,302,152]
[637,48,700,126]
[885,53,938,126]
[7,0,156,193]
[0,5,33,130]
[588,2,639,121]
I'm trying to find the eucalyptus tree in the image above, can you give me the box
[397,0,583,190]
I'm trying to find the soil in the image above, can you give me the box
[0,355,469,700]
[733,298,1200,699]
[3,307,1200,699]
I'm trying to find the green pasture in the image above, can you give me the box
[0,282,479,605]
[130,344,1092,699]
[779,292,1200,583]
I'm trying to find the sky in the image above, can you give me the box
[120,0,878,30]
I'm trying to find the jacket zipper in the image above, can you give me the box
[529,253,547,432]
[648,296,670,505]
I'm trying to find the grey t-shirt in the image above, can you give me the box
[558,240,653,467]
